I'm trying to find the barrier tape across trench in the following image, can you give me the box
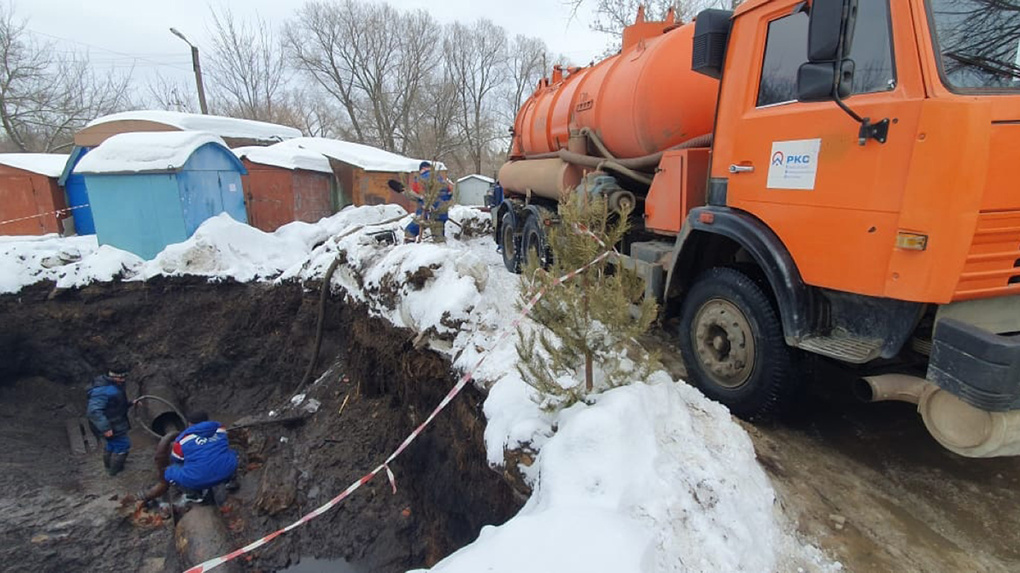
[185,233,614,573]
[0,204,89,227]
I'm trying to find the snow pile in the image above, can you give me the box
[278,137,445,173]
[0,153,69,177]
[0,205,409,293]
[233,145,333,174]
[0,234,142,294]
[74,131,231,174]
[86,110,301,142]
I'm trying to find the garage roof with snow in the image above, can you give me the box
[456,174,495,184]
[279,137,443,173]
[233,145,333,174]
[77,110,302,147]
[0,153,69,178]
[73,131,238,174]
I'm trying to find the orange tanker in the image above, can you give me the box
[493,0,1020,459]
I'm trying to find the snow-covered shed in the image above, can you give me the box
[63,111,300,236]
[73,131,248,260]
[232,145,336,232]
[74,110,302,148]
[454,174,494,206]
[0,154,70,236]
[278,138,442,213]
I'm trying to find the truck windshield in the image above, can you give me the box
[928,0,1020,90]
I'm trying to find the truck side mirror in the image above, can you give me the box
[797,59,854,101]
[798,0,858,101]
[806,0,857,62]
[692,9,734,79]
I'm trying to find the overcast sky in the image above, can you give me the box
[22,0,611,93]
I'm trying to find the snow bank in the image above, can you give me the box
[0,234,142,294]
[233,145,333,174]
[0,153,68,178]
[278,137,445,173]
[86,110,301,142]
[73,131,230,174]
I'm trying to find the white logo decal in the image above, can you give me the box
[767,139,822,190]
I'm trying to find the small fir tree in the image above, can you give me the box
[516,194,658,411]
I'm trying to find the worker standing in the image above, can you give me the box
[404,161,453,241]
[86,363,134,476]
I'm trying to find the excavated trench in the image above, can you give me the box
[0,278,521,573]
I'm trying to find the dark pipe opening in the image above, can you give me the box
[152,411,185,436]
[853,378,875,403]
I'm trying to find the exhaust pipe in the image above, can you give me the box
[856,374,928,404]
[860,374,1020,458]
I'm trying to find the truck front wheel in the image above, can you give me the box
[676,267,798,421]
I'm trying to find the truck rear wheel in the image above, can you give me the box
[500,212,520,273]
[676,266,797,421]
[522,214,550,269]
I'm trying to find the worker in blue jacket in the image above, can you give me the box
[86,364,134,476]
[164,411,238,492]
[405,161,453,241]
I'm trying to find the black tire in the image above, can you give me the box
[676,266,798,421]
[500,212,521,273]
[521,214,550,269]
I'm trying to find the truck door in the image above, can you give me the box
[712,0,918,298]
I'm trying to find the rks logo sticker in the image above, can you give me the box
[767,139,821,190]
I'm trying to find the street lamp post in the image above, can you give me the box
[169,27,209,115]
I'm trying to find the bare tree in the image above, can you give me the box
[444,19,509,174]
[285,0,441,153]
[0,1,132,152]
[146,72,197,113]
[590,0,740,41]
[502,34,547,126]
[206,7,289,122]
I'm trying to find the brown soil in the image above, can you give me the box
[0,279,520,572]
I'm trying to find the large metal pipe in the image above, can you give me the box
[175,505,242,572]
[137,381,186,437]
[860,374,1020,457]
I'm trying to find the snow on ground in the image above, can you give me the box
[0,204,838,572]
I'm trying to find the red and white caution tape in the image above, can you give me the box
[184,243,613,573]
[0,204,89,227]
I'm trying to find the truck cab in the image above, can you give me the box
[680,0,1020,457]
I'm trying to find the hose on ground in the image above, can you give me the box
[299,212,411,389]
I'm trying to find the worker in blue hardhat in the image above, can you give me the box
[405,161,453,241]
[87,362,136,476]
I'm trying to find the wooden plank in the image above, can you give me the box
[80,418,99,452]
[66,418,86,455]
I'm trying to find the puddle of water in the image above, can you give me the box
[279,557,361,573]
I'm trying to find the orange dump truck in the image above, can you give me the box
[492,0,1020,457]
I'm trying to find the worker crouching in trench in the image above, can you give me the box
[139,411,239,509]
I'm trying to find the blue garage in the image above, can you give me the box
[73,131,248,260]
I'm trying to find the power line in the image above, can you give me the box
[26,28,194,72]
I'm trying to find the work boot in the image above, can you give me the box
[102,451,112,471]
[108,452,128,476]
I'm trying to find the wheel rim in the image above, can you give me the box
[502,222,517,263]
[524,228,542,266]
[692,298,755,389]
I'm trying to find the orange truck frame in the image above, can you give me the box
[492,0,1020,457]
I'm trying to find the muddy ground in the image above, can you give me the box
[651,340,1020,573]
[0,279,519,572]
